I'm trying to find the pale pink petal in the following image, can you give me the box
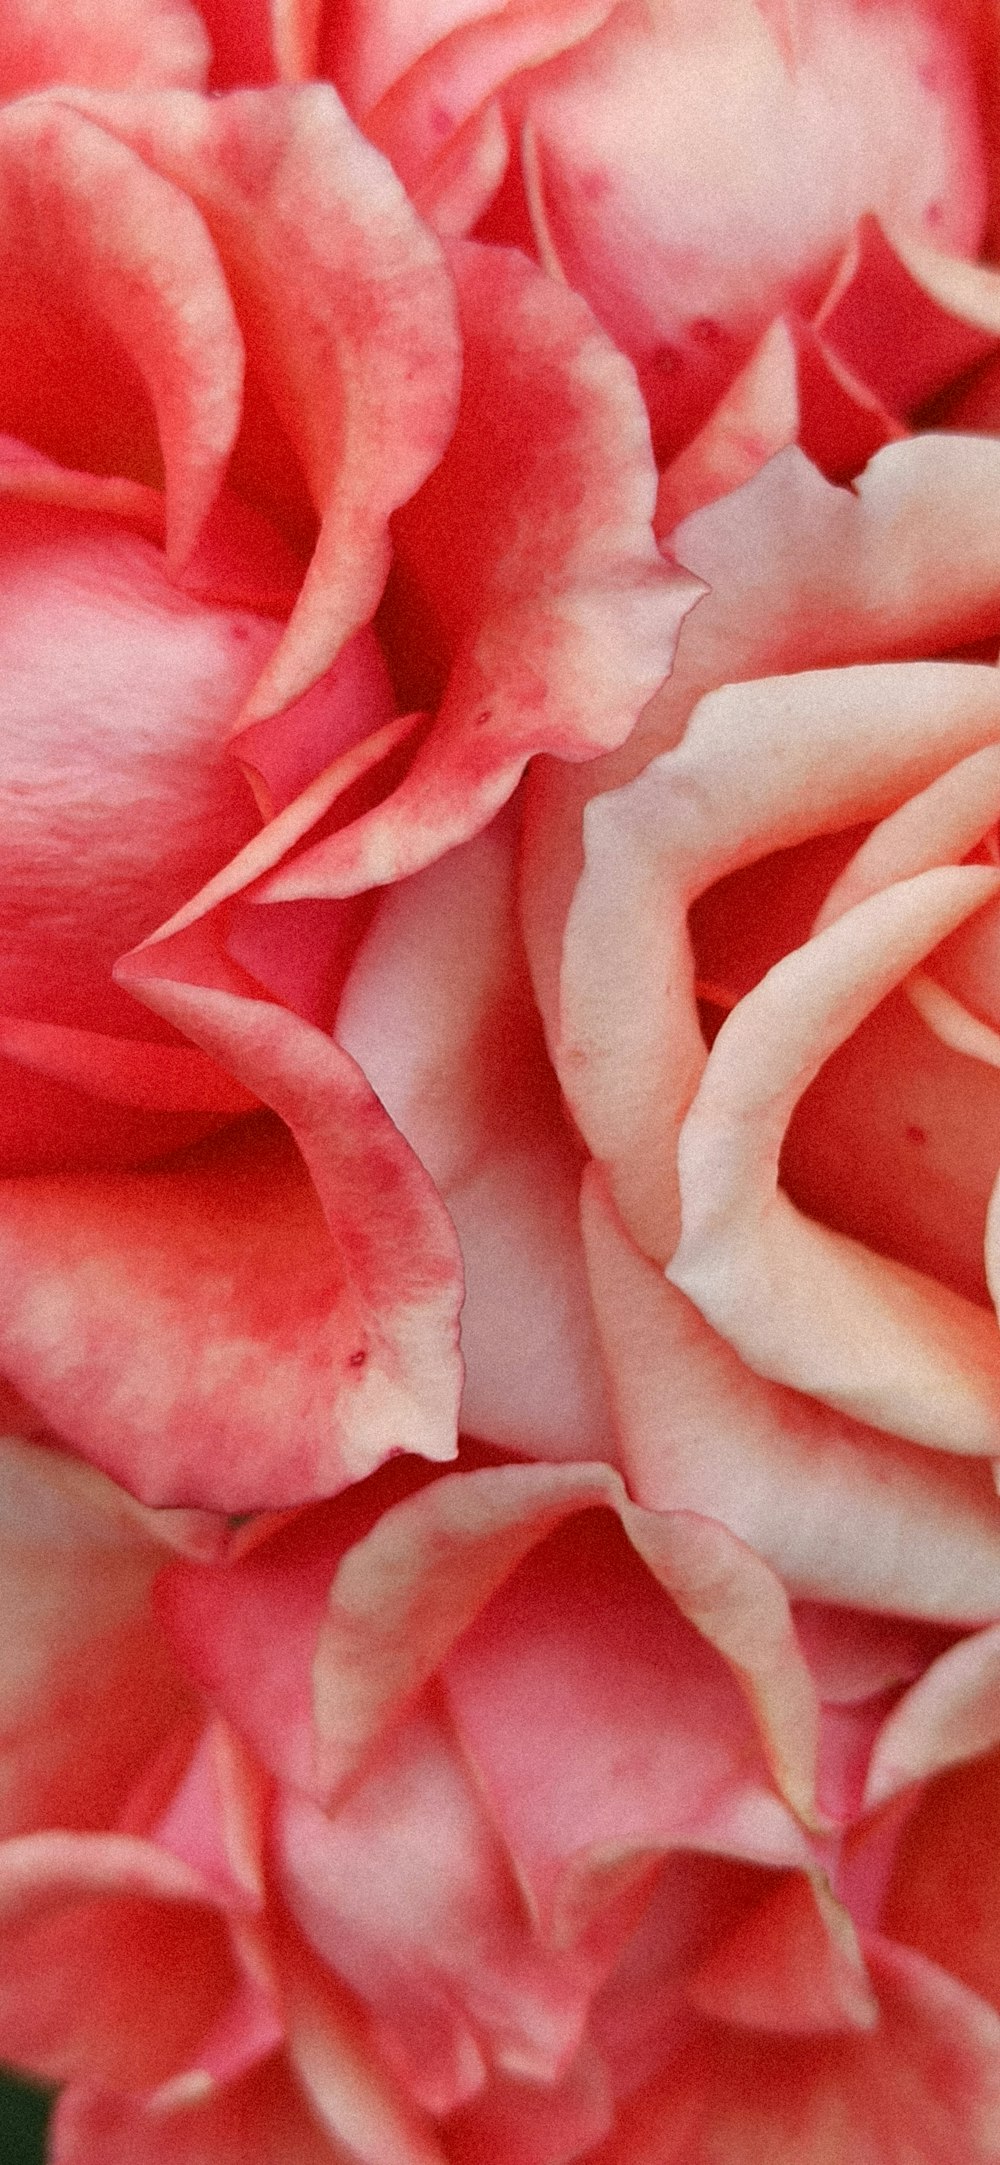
[0,1829,243,2088]
[0,0,211,95]
[322,0,500,117]
[522,433,1000,1059]
[313,1458,819,1831]
[363,0,618,189]
[51,2057,336,2165]
[336,812,612,1462]
[0,100,245,567]
[865,1622,1000,1808]
[506,0,985,460]
[277,1696,596,2115]
[68,83,462,718]
[669,867,1000,1451]
[558,661,1000,1261]
[150,1721,265,1915]
[258,239,700,901]
[581,1164,1000,1620]
[440,1506,813,1938]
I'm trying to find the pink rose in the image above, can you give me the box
[4,1432,1000,2164]
[7,2,1000,2161]
[0,47,691,1511]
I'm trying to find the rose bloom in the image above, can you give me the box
[6,0,1000,2161]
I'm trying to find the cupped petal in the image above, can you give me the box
[581,1164,1000,1621]
[0,0,210,97]
[508,0,986,459]
[559,661,1000,1261]
[669,866,1000,1452]
[0,1829,245,2089]
[313,1457,820,1833]
[363,0,618,188]
[258,239,700,901]
[68,83,463,717]
[522,433,1000,1055]
[0,99,244,568]
[336,811,612,1461]
[50,2056,335,2165]
[439,1503,815,1941]
[111,968,465,1503]
[277,1695,598,2116]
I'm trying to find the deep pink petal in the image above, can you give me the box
[0,101,245,567]
[50,2057,335,2165]
[0,1829,245,2088]
[257,239,700,901]
[68,84,462,717]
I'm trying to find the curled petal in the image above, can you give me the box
[582,1166,1000,1621]
[669,866,1000,1452]
[68,83,463,716]
[0,100,244,568]
[559,662,1000,1259]
[687,1871,877,2035]
[313,1457,820,1829]
[259,240,700,900]
[865,1623,1000,1808]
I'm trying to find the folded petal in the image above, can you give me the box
[0,100,245,567]
[669,867,1000,1452]
[69,83,462,715]
[581,1165,1000,1620]
[866,1623,1000,1807]
[259,239,700,899]
[313,1458,820,1836]
[0,1829,245,2088]
[336,811,612,1461]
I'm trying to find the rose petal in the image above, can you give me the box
[67,83,462,717]
[581,1164,1000,1620]
[0,1829,243,2088]
[588,1937,1000,2165]
[50,2057,334,2165]
[0,1435,199,1838]
[0,1074,459,1509]
[0,0,210,96]
[687,1871,877,2034]
[866,1624,1000,1809]
[815,215,999,416]
[277,1696,596,2115]
[0,100,245,568]
[313,1458,820,1831]
[669,867,1000,1451]
[336,811,612,1461]
[258,239,700,900]
[883,1746,1000,2015]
